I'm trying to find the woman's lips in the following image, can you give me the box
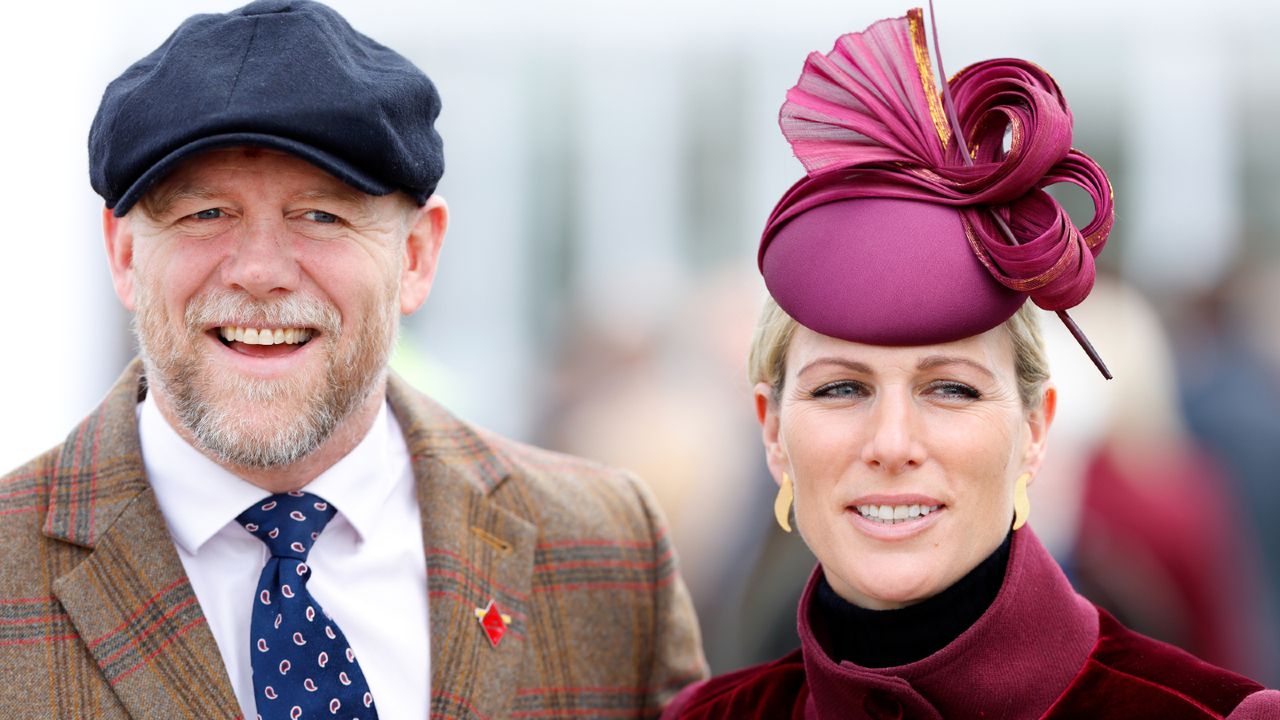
[854,502,943,524]
[846,494,946,536]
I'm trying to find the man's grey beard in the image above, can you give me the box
[135,287,397,469]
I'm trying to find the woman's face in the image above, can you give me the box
[755,324,1055,610]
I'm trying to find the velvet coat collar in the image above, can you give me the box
[662,526,1278,719]
[800,527,1095,719]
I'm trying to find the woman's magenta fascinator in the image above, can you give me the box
[759,6,1115,375]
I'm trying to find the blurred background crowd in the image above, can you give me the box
[4,0,1279,685]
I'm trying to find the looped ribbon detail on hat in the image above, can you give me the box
[767,8,1114,313]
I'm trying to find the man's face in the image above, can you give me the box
[119,147,421,468]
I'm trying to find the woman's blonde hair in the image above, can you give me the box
[747,297,1050,409]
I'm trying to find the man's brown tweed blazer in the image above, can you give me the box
[0,360,707,718]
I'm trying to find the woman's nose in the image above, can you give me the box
[860,392,925,474]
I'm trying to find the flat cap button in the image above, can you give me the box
[239,0,297,15]
[862,690,903,720]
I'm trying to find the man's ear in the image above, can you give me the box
[399,195,448,315]
[103,208,137,311]
[754,382,789,489]
[1022,383,1058,484]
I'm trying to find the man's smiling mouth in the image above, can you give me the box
[213,325,318,358]
[216,326,314,346]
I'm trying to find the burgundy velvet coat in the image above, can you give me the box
[664,528,1280,719]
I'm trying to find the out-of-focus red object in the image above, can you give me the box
[1074,440,1272,678]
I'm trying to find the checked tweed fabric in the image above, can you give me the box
[0,362,707,718]
[237,492,378,720]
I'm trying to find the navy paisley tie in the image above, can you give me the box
[237,491,379,720]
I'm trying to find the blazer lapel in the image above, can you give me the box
[47,361,239,719]
[389,377,536,720]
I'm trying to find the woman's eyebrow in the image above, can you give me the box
[916,355,996,380]
[795,357,874,377]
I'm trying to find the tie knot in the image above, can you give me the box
[236,491,337,560]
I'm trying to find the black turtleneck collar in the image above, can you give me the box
[812,531,1013,668]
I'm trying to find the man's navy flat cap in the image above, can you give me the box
[89,0,444,216]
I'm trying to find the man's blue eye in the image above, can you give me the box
[305,211,339,224]
[192,208,223,220]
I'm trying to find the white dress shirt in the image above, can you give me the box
[139,394,430,720]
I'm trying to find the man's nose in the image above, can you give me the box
[860,391,926,474]
[219,218,300,298]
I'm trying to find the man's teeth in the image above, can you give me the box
[856,504,942,524]
[218,326,313,346]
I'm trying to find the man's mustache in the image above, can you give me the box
[183,291,342,336]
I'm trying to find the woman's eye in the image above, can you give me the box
[812,381,867,400]
[303,210,340,224]
[191,208,224,220]
[928,382,981,400]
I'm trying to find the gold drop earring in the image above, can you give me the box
[1012,472,1031,531]
[774,472,794,533]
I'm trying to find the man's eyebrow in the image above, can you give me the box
[141,184,223,218]
[916,355,996,380]
[295,188,371,208]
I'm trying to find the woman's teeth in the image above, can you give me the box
[218,326,313,345]
[856,504,942,524]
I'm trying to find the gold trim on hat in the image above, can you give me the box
[908,8,952,152]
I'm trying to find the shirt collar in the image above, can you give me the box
[301,400,408,545]
[140,392,407,555]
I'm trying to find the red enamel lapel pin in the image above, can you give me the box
[474,599,512,648]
